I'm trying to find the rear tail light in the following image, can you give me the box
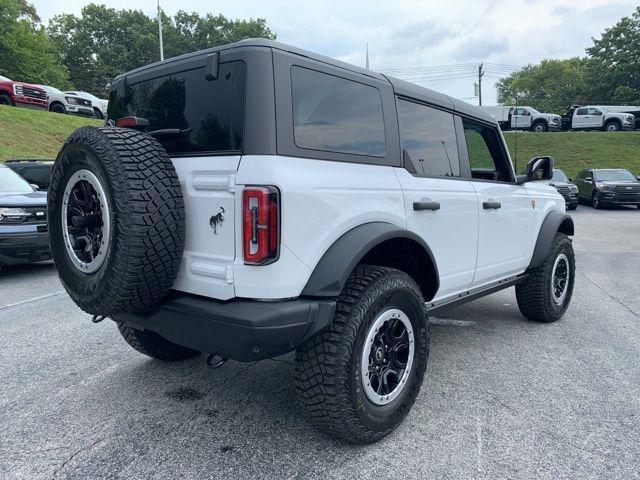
[115,116,150,129]
[242,186,280,265]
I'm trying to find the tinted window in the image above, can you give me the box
[291,66,385,157]
[595,169,636,182]
[576,108,588,115]
[463,120,513,182]
[397,99,460,177]
[108,62,246,155]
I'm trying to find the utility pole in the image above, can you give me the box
[477,63,484,106]
[157,0,164,61]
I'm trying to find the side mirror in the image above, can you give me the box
[636,174,640,181]
[585,176,593,183]
[525,156,554,182]
[30,183,40,191]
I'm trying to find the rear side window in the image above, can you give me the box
[108,61,246,155]
[291,66,385,157]
[397,99,460,177]
[576,108,588,115]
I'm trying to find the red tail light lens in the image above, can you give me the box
[242,186,280,265]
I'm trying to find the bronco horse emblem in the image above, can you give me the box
[209,207,225,234]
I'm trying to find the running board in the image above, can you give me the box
[426,274,528,314]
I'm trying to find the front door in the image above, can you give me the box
[395,98,479,300]
[512,107,532,129]
[460,120,533,286]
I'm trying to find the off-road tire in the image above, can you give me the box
[295,265,429,444]
[0,93,13,106]
[117,322,200,361]
[93,107,104,119]
[516,233,574,322]
[48,126,185,315]
[532,121,547,132]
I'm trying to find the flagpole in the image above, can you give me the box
[157,0,164,61]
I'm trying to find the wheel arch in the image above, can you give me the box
[532,118,548,130]
[301,222,439,301]
[604,118,621,130]
[49,100,65,111]
[528,210,574,269]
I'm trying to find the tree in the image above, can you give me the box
[0,0,71,87]
[496,58,588,113]
[585,6,640,104]
[48,5,276,97]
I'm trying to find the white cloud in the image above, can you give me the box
[32,0,637,104]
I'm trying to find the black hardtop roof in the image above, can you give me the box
[113,38,495,124]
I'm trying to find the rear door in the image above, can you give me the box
[395,99,479,299]
[460,119,532,286]
[108,59,248,299]
[572,108,590,129]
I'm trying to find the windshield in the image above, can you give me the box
[598,106,610,113]
[596,169,636,182]
[0,75,10,81]
[66,91,98,101]
[42,85,61,94]
[528,107,540,114]
[0,166,33,194]
[551,169,568,182]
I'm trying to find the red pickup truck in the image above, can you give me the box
[0,75,48,110]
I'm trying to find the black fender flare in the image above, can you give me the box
[528,211,574,269]
[301,222,439,298]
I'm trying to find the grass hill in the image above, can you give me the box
[0,105,101,161]
[1,105,638,179]
[503,130,640,179]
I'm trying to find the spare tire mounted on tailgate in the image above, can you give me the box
[48,126,185,315]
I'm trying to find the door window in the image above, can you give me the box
[514,108,529,116]
[462,120,513,182]
[396,99,460,177]
[587,107,602,116]
[576,108,588,115]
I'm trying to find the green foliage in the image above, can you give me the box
[496,58,588,113]
[498,6,640,111]
[585,6,640,105]
[0,0,71,87]
[47,5,276,97]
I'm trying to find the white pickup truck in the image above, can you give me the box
[562,105,635,131]
[481,105,562,132]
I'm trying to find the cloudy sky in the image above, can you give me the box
[33,0,637,105]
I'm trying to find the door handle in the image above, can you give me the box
[483,201,501,209]
[413,200,440,211]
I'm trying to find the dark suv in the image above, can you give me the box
[5,159,53,190]
[574,168,640,209]
[549,169,578,210]
[0,163,50,267]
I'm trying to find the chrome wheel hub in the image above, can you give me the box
[551,253,570,305]
[62,169,110,274]
[361,308,414,406]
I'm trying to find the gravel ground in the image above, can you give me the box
[1,206,639,480]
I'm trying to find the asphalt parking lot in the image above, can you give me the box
[1,206,639,480]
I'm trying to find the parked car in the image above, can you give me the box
[0,163,50,267]
[64,91,108,119]
[39,85,94,117]
[481,105,562,132]
[4,159,54,190]
[0,75,48,110]
[574,168,640,209]
[47,39,575,444]
[561,105,635,131]
[548,168,578,210]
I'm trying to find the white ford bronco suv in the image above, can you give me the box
[48,39,575,444]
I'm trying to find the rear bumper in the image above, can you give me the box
[0,226,51,266]
[114,294,336,362]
